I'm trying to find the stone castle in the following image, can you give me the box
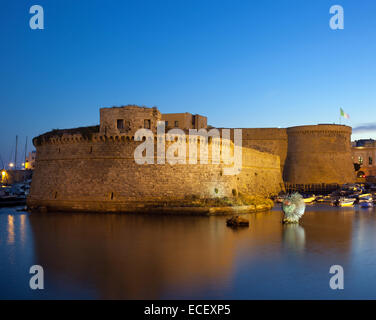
[27,105,355,213]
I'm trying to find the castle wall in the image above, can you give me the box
[239,128,288,170]
[237,146,284,196]
[284,125,355,185]
[28,133,283,212]
[218,128,287,171]
[223,125,355,187]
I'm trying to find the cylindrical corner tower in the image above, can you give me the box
[284,124,355,185]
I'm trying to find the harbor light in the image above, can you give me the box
[9,163,14,168]
[1,170,6,182]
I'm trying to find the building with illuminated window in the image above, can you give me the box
[352,139,376,178]
[25,151,36,170]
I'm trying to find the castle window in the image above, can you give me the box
[359,156,363,165]
[165,121,168,127]
[117,119,124,129]
[144,119,151,129]
[174,121,179,127]
[369,157,373,165]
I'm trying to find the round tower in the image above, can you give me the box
[284,124,355,186]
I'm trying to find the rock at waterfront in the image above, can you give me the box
[226,215,249,227]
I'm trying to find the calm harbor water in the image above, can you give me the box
[1,204,376,299]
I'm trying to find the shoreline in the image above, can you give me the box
[26,198,274,215]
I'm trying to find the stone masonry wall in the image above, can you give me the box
[28,133,283,212]
[284,125,355,184]
[222,126,355,186]
[219,128,288,171]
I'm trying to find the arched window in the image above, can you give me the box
[357,171,365,178]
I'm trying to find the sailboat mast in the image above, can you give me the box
[24,136,28,169]
[15,135,18,170]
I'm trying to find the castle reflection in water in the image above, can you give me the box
[2,206,376,299]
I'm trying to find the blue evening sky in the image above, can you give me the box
[1,0,376,165]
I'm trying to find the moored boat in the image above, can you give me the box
[360,200,374,208]
[332,198,355,207]
[303,195,316,203]
[358,193,372,200]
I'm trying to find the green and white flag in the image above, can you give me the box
[340,108,350,119]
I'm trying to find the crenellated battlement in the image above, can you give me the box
[33,131,232,146]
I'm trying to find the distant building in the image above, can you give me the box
[353,139,376,147]
[352,139,376,178]
[1,169,32,185]
[25,151,36,170]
